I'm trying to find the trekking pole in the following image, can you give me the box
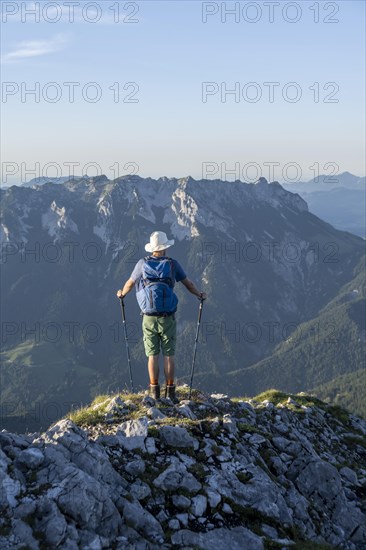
[189,297,204,399]
[119,297,134,393]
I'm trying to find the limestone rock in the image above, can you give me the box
[171,526,264,549]
[123,501,164,543]
[153,462,201,493]
[124,459,146,477]
[116,417,148,451]
[1,389,365,549]
[191,494,207,517]
[177,405,197,420]
[159,425,195,448]
[172,494,191,510]
[17,447,44,470]
[129,480,151,501]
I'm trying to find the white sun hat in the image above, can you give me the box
[145,231,175,253]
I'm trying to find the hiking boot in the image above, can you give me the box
[149,384,160,400]
[166,384,179,404]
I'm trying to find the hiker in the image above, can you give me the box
[117,231,207,402]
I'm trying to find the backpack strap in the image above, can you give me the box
[141,257,151,288]
[168,258,175,288]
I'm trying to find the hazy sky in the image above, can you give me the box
[1,0,365,185]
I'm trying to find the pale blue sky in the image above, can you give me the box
[1,0,365,185]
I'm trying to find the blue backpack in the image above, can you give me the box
[136,256,178,315]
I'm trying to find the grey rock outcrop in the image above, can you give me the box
[0,388,365,549]
[171,526,264,549]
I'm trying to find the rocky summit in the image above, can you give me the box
[1,387,366,550]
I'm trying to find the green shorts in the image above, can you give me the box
[142,314,177,357]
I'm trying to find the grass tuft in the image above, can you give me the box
[66,390,145,426]
[254,389,324,409]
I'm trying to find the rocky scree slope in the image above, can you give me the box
[0,388,366,550]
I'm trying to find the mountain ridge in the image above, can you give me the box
[220,254,366,410]
[7,170,365,191]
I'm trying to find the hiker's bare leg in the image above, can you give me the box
[163,355,175,385]
[148,355,159,384]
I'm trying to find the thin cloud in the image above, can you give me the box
[1,34,67,64]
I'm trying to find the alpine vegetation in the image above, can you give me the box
[1,388,365,549]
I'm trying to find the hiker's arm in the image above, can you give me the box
[181,278,207,300]
[116,278,135,298]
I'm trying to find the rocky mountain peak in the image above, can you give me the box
[115,174,144,185]
[88,175,110,185]
[1,388,365,549]
[255,177,269,185]
[177,175,195,187]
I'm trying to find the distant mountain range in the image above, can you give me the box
[1,175,365,431]
[21,176,82,187]
[281,172,365,237]
[9,170,364,191]
[282,171,365,193]
[3,170,364,237]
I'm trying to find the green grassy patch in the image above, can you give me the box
[0,524,11,537]
[236,471,253,484]
[342,434,366,450]
[223,498,279,535]
[253,389,323,409]
[188,462,207,481]
[147,425,159,438]
[325,404,351,426]
[176,385,206,401]
[66,390,144,426]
